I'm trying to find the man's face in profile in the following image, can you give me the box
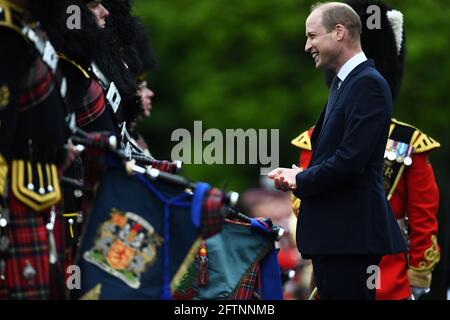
[86,0,109,29]
[305,9,336,70]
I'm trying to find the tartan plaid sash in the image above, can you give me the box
[18,24,67,112]
[75,80,106,128]
[19,58,56,112]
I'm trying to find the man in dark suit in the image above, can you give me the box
[268,2,406,299]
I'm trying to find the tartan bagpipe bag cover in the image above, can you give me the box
[174,220,283,300]
[72,167,222,299]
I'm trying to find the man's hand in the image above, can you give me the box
[268,165,302,192]
[63,140,82,171]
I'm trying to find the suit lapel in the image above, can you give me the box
[310,105,326,160]
[320,60,374,129]
[311,60,375,159]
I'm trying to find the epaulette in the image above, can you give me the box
[0,0,28,40]
[291,128,313,151]
[58,54,91,79]
[411,132,441,154]
[390,119,440,154]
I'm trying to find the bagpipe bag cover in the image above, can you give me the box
[72,168,210,299]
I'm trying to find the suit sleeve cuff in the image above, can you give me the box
[293,170,306,199]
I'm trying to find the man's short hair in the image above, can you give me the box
[311,2,362,39]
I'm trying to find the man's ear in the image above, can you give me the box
[334,24,346,41]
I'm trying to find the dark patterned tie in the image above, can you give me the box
[324,76,341,123]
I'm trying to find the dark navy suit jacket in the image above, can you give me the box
[294,60,407,257]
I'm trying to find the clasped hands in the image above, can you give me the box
[268,165,302,192]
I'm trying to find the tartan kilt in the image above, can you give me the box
[0,194,65,300]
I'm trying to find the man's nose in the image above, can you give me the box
[143,86,154,98]
[305,39,312,53]
[100,5,109,18]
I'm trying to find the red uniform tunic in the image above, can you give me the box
[291,119,440,300]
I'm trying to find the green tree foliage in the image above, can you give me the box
[133,0,449,193]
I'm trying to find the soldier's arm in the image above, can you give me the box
[405,150,440,289]
[0,28,29,160]
[0,28,29,196]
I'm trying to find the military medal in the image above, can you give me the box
[403,156,412,166]
[384,141,391,159]
[403,145,413,166]
[387,140,397,161]
[396,142,407,163]
[387,151,397,161]
[388,150,397,161]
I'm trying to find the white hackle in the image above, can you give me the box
[387,9,404,55]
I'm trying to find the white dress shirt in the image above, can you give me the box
[336,51,368,88]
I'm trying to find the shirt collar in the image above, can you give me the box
[336,51,368,83]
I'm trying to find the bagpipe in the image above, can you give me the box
[64,119,284,300]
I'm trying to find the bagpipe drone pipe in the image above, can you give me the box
[65,124,284,300]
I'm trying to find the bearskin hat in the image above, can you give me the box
[325,0,406,101]
[129,20,157,80]
[46,0,102,69]
[93,0,140,123]
[27,0,60,28]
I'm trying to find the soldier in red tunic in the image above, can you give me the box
[291,0,440,300]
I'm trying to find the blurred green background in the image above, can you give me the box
[132,0,449,297]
